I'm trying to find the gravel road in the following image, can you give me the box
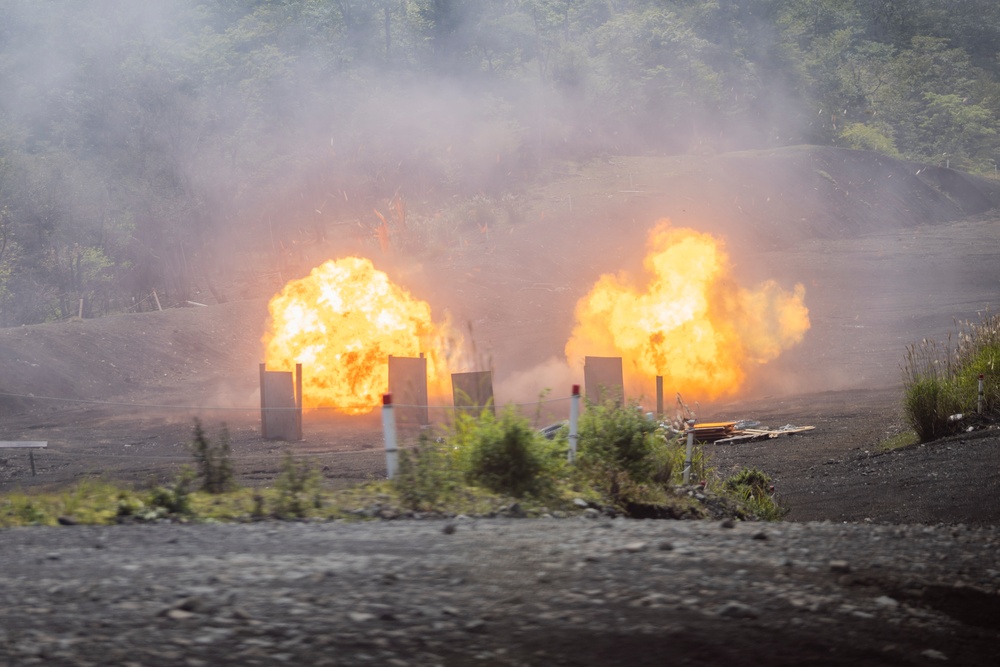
[2,518,998,666]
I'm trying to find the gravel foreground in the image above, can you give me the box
[1,519,998,666]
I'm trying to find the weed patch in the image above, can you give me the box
[273,452,322,519]
[724,468,786,521]
[188,419,236,493]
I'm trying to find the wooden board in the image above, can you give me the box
[714,425,816,445]
[389,355,429,426]
[584,356,624,407]
[452,371,494,416]
[261,368,301,441]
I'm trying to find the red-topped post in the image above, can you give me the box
[568,384,581,463]
[382,393,398,479]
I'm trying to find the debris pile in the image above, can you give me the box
[713,423,814,445]
[667,420,814,445]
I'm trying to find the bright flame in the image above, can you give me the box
[263,257,459,414]
[565,221,810,400]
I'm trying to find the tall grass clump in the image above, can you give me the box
[145,467,195,517]
[902,338,963,441]
[903,313,1000,441]
[273,452,322,519]
[953,314,1000,413]
[394,433,461,510]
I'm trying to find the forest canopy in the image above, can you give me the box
[1,0,999,325]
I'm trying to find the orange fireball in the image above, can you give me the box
[263,257,459,414]
[565,222,810,400]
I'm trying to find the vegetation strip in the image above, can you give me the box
[1,404,785,527]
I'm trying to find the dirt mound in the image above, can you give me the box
[0,300,268,417]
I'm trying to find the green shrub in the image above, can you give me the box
[450,406,563,498]
[575,400,684,507]
[394,434,461,510]
[115,492,144,519]
[273,452,322,518]
[577,400,661,481]
[188,419,236,493]
[147,466,195,516]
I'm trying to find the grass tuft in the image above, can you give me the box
[903,312,1000,441]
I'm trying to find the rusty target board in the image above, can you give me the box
[584,356,624,407]
[259,363,303,441]
[388,354,429,426]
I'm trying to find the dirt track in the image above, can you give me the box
[2,519,999,667]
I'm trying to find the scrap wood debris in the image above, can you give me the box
[667,420,815,444]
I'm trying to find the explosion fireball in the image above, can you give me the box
[263,257,459,414]
[565,222,810,400]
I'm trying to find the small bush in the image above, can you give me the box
[577,400,661,482]
[575,401,682,505]
[188,419,236,493]
[147,466,195,516]
[10,495,47,525]
[450,407,563,498]
[394,434,461,510]
[273,452,322,518]
[115,492,144,519]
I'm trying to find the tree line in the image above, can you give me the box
[0,0,998,325]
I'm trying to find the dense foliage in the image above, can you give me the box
[2,0,999,324]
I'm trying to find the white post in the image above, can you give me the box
[978,374,985,415]
[568,384,581,463]
[683,419,695,485]
[382,393,398,479]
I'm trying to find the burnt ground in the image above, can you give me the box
[1,146,1000,665]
